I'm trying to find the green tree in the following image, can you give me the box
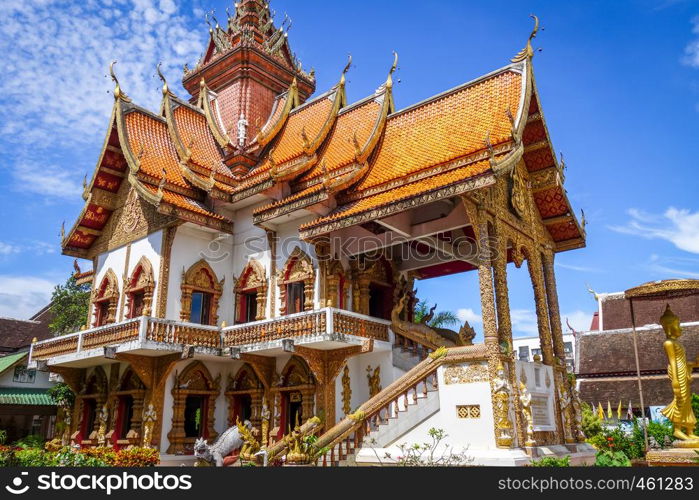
[581,402,603,439]
[413,300,459,329]
[692,394,699,434]
[49,274,90,336]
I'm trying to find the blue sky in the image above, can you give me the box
[0,0,698,339]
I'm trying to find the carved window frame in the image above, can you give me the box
[180,260,224,326]
[277,248,315,316]
[270,356,316,438]
[108,367,146,447]
[225,364,264,428]
[167,361,221,455]
[92,269,120,327]
[235,259,268,323]
[75,366,108,445]
[124,256,156,319]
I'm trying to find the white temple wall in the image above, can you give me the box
[168,224,235,325]
[334,349,394,422]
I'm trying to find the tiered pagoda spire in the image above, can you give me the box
[182,1,315,174]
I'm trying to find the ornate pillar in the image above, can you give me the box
[491,228,525,448]
[156,225,178,318]
[358,278,371,316]
[326,275,339,308]
[527,250,564,444]
[542,251,566,362]
[266,230,277,319]
[527,251,554,366]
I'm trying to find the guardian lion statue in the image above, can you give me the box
[194,420,252,467]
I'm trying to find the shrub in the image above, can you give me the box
[693,394,699,434]
[14,434,45,450]
[55,448,109,467]
[530,456,571,467]
[48,383,75,409]
[15,449,59,467]
[581,403,602,439]
[595,450,631,467]
[80,447,117,466]
[113,448,160,467]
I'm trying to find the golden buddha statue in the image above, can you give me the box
[659,306,698,445]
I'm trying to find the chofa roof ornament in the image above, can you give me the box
[511,14,540,63]
[110,61,131,103]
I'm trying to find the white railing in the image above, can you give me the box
[29,309,391,362]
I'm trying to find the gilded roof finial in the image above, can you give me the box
[340,54,352,85]
[484,131,495,162]
[157,167,167,198]
[60,221,65,241]
[157,62,172,97]
[386,51,399,89]
[352,131,362,159]
[300,126,310,150]
[511,14,540,63]
[110,61,131,102]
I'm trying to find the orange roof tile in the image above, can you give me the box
[257,93,288,139]
[302,159,492,231]
[355,70,522,192]
[172,105,234,180]
[270,92,336,164]
[253,184,325,216]
[141,184,228,222]
[123,111,189,189]
[299,97,382,182]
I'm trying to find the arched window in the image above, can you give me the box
[226,364,263,428]
[167,361,221,455]
[124,257,155,319]
[235,260,267,323]
[180,260,224,326]
[356,256,394,319]
[326,260,347,309]
[270,356,315,439]
[110,367,146,448]
[92,270,119,327]
[277,248,315,316]
[75,366,108,445]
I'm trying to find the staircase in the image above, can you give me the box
[315,344,488,467]
[320,374,440,466]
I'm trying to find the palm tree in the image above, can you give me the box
[413,300,459,329]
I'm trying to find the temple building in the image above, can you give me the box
[30,1,592,465]
[576,286,699,418]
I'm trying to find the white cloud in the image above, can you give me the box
[0,275,57,319]
[0,0,206,198]
[609,208,699,254]
[683,16,699,68]
[0,243,21,255]
[511,309,539,337]
[555,262,602,273]
[0,240,58,257]
[562,310,594,334]
[456,308,482,324]
[647,254,699,279]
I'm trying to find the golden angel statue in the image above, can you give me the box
[659,306,698,444]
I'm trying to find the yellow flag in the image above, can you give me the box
[598,402,605,420]
[617,401,622,420]
[607,401,613,419]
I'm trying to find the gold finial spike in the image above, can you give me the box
[386,51,399,89]
[340,54,352,85]
[60,221,65,241]
[157,62,171,96]
[109,61,131,102]
[352,131,362,158]
[511,14,540,63]
[83,174,88,189]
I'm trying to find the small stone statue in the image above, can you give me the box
[366,365,381,398]
[142,403,158,448]
[519,382,535,447]
[237,114,248,147]
[97,404,109,447]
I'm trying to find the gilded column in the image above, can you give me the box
[118,244,132,323]
[156,225,177,319]
[266,230,277,319]
[527,249,564,443]
[542,251,566,362]
[491,226,525,448]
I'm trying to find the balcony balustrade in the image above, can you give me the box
[29,309,391,365]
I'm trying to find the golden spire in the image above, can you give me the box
[109,61,131,102]
[386,51,398,89]
[340,54,352,85]
[157,62,174,97]
[511,15,540,63]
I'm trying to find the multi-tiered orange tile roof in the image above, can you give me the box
[63,40,585,258]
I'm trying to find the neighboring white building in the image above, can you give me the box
[513,334,576,373]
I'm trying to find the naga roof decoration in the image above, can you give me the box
[62,12,585,258]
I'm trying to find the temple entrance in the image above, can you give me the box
[117,396,134,440]
[284,392,303,432]
[184,396,207,438]
[369,283,392,320]
[271,357,315,442]
[79,399,97,441]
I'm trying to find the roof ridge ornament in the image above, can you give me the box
[110,61,131,102]
[387,51,398,89]
[511,14,540,63]
[340,54,352,86]
[157,62,175,97]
